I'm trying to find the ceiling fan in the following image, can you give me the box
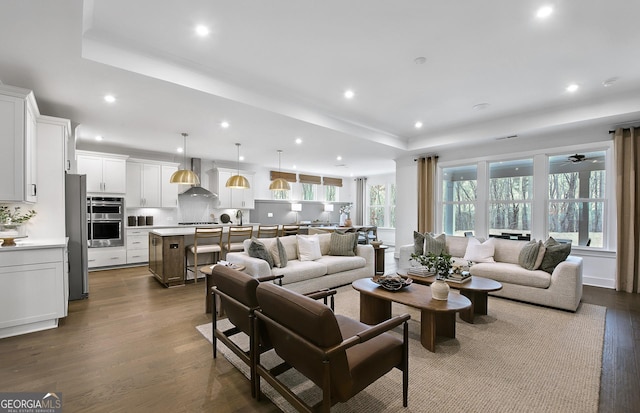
[567,154,587,163]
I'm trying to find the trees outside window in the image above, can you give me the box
[442,165,477,236]
[302,183,317,201]
[489,159,533,236]
[548,151,606,247]
[367,182,396,228]
[325,185,338,202]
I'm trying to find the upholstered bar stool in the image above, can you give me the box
[223,226,253,259]
[257,225,279,238]
[186,227,223,283]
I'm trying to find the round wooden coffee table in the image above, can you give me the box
[397,268,502,323]
[200,264,246,313]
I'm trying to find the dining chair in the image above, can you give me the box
[223,226,253,258]
[280,224,300,236]
[185,227,223,283]
[257,225,279,238]
[254,282,410,411]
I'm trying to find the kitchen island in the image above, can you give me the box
[148,224,259,287]
[0,238,68,338]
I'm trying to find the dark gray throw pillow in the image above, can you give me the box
[413,231,426,254]
[414,231,446,255]
[329,232,357,256]
[518,240,541,270]
[248,237,274,268]
[540,237,571,274]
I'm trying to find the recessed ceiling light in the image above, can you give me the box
[414,56,427,65]
[295,137,302,144]
[292,165,297,169]
[566,83,579,92]
[177,147,184,153]
[239,156,245,161]
[336,155,342,161]
[414,121,423,129]
[344,90,355,99]
[195,25,210,36]
[536,5,553,19]
[473,103,490,111]
[602,77,619,87]
[220,121,230,128]
[104,95,116,103]
[95,135,103,141]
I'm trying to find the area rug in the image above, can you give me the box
[197,286,605,413]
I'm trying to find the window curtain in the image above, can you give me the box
[417,155,438,233]
[355,177,367,225]
[614,127,640,293]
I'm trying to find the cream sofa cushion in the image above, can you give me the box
[316,255,366,274]
[471,262,551,289]
[271,260,327,283]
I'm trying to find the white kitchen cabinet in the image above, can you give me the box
[0,244,67,339]
[126,228,151,264]
[0,85,39,202]
[126,161,161,207]
[215,168,255,209]
[161,165,179,208]
[88,247,126,268]
[77,151,127,194]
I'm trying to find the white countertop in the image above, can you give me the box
[127,223,260,230]
[0,238,68,251]
[150,223,260,237]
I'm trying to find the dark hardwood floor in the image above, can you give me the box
[0,250,638,413]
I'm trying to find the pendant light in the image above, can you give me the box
[170,133,200,184]
[269,150,291,191]
[226,143,250,189]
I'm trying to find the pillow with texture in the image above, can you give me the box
[540,237,571,274]
[425,233,446,255]
[533,242,546,270]
[463,237,495,263]
[518,239,541,270]
[329,232,357,256]
[248,237,274,268]
[297,235,322,261]
[414,231,426,254]
[269,237,288,268]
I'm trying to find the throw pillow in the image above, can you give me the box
[518,239,541,270]
[248,237,274,268]
[269,237,288,268]
[463,237,496,263]
[297,235,322,261]
[540,237,571,274]
[329,232,358,256]
[533,242,546,270]
[425,233,446,255]
[413,231,426,254]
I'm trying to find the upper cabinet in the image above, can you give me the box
[77,151,127,195]
[0,85,40,202]
[126,159,179,208]
[215,168,255,209]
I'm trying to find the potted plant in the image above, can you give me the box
[410,251,452,300]
[0,205,37,246]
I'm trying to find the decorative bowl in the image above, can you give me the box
[373,275,413,291]
[370,240,383,247]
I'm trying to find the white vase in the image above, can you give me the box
[431,279,450,301]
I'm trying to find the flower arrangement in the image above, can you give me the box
[339,204,352,217]
[410,251,452,279]
[0,205,37,225]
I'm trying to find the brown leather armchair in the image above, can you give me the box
[254,282,410,412]
[211,265,336,398]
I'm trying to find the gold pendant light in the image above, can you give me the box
[269,150,291,191]
[170,133,200,184]
[226,143,250,189]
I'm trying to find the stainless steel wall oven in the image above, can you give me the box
[87,197,124,247]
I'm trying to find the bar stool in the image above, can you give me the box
[186,227,223,283]
[257,225,279,238]
[280,224,300,236]
[223,226,253,258]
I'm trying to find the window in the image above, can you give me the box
[325,185,338,202]
[548,151,606,247]
[442,165,477,236]
[272,189,290,200]
[301,183,317,201]
[489,159,533,237]
[367,182,396,228]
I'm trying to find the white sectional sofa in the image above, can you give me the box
[398,235,583,311]
[226,233,374,294]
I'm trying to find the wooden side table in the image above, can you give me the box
[373,244,388,275]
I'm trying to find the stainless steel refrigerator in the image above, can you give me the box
[65,173,89,300]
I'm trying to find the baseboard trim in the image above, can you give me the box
[583,276,615,289]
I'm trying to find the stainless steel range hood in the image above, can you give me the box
[180,158,217,198]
